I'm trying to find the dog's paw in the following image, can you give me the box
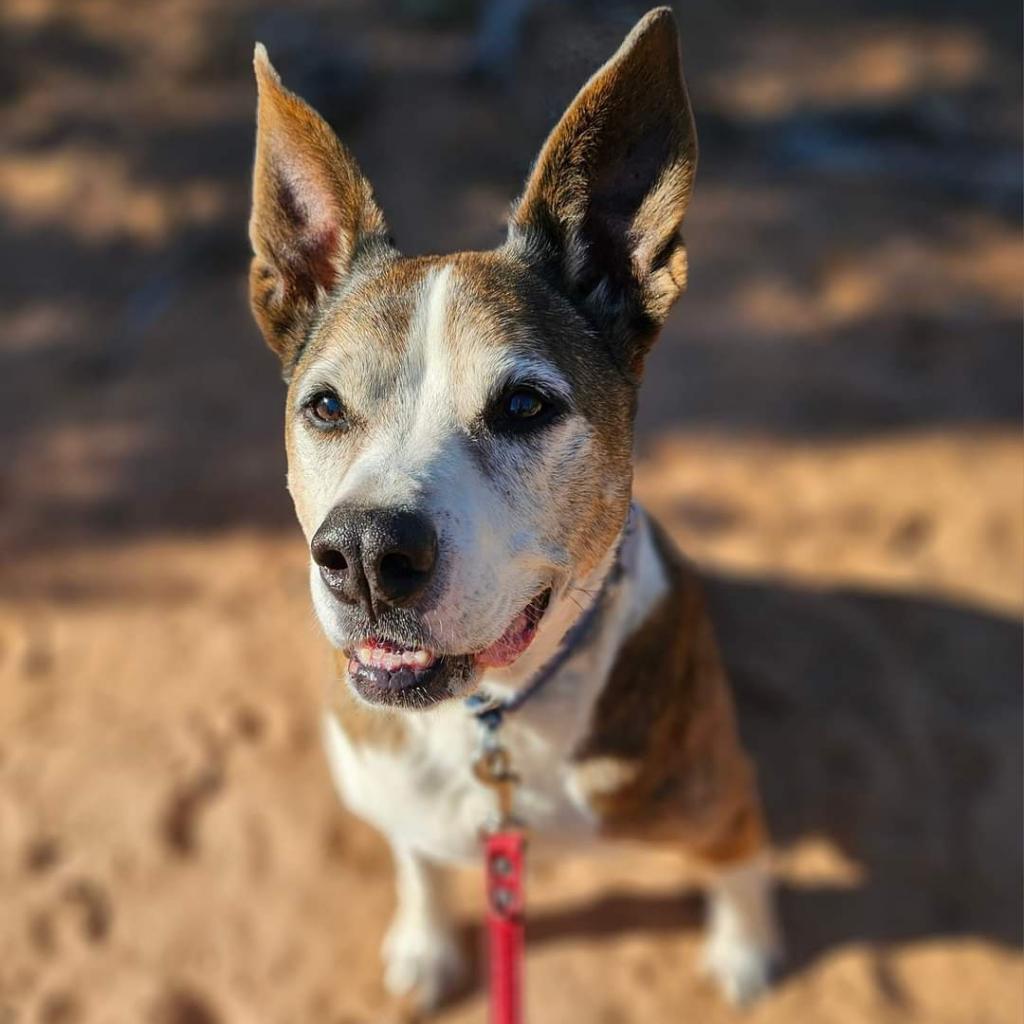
[382,916,465,1012]
[700,932,781,1007]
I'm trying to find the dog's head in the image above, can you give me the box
[247,8,696,709]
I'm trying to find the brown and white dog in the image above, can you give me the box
[248,7,781,1011]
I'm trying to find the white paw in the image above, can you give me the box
[700,932,781,1007]
[382,916,465,1011]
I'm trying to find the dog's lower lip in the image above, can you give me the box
[345,639,439,694]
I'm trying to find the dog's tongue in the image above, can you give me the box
[475,605,537,669]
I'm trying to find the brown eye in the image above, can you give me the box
[489,385,564,436]
[506,389,544,420]
[305,390,348,430]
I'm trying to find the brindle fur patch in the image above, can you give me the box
[572,520,768,865]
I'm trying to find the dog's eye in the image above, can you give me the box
[305,390,348,430]
[507,389,544,420]
[490,386,562,435]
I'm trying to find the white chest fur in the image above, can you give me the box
[321,508,667,863]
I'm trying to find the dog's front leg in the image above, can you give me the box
[382,845,464,1010]
[702,850,783,1006]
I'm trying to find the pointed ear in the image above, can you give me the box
[508,8,697,367]
[249,45,393,370]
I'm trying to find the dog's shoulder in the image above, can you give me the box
[570,516,765,858]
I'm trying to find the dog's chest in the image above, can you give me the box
[323,700,598,862]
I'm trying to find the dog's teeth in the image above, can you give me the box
[354,644,434,672]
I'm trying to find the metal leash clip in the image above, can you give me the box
[473,744,521,833]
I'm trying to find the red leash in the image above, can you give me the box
[474,745,527,1024]
[485,830,526,1024]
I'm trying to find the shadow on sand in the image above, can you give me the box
[444,572,1021,1006]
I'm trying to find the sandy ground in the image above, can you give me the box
[1,1,1021,1022]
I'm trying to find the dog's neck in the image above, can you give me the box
[466,503,669,745]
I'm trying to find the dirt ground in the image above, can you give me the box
[1,1,1021,1022]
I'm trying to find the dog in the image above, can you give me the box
[247,7,782,1011]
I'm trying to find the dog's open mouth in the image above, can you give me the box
[346,589,551,708]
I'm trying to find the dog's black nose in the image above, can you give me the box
[311,507,438,614]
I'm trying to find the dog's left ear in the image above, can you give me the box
[249,45,392,371]
[508,8,697,369]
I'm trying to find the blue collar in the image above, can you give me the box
[465,505,638,735]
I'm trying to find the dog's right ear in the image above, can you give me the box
[249,45,392,371]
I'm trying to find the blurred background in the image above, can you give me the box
[1,1,1021,1022]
